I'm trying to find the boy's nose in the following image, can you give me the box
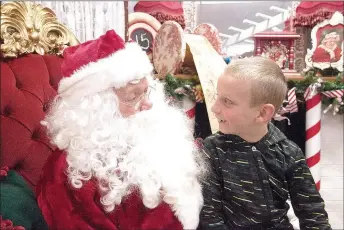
[211,101,220,114]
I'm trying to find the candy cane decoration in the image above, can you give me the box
[273,87,298,124]
[304,84,322,191]
[322,89,344,115]
[322,89,344,98]
[285,87,298,113]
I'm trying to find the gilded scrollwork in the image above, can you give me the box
[1,1,79,58]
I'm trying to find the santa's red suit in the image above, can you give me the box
[312,45,342,63]
[36,151,183,230]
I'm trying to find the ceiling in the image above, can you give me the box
[129,1,295,57]
[197,1,292,35]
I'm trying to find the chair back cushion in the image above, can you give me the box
[1,54,63,189]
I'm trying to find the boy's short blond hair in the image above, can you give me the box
[224,56,287,112]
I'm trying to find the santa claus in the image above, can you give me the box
[36,30,206,230]
[312,31,342,63]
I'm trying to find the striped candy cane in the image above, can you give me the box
[322,89,344,98]
[304,84,322,190]
[322,89,344,115]
[273,88,299,124]
[285,87,298,113]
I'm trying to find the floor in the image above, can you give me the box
[320,112,343,229]
[287,112,343,229]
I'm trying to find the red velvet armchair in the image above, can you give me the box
[1,2,79,228]
[2,54,63,188]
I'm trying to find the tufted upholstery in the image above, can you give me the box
[1,54,63,189]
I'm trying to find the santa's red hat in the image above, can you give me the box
[58,30,153,99]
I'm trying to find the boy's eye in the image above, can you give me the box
[224,98,233,106]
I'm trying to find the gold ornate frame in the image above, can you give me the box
[1,1,79,58]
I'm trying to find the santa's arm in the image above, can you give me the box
[140,202,183,230]
[36,151,118,230]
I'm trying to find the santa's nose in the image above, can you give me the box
[139,98,152,111]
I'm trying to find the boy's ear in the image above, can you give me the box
[256,104,275,123]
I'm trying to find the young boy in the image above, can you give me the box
[199,57,331,230]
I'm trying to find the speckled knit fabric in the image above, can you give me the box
[199,123,331,230]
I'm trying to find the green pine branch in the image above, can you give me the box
[164,74,197,101]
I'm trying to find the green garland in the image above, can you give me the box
[287,69,344,93]
[164,74,198,101]
[287,69,344,114]
[163,69,344,113]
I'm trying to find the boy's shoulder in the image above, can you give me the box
[268,123,303,164]
[278,138,303,162]
[200,125,303,163]
[199,133,227,159]
[202,133,218,147]
[201,132,227,150]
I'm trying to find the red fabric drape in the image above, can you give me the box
[134,1,185,29]
[293,1,344,27]
[134,2,184,15]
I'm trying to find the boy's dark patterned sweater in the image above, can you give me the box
[199,123,331,230]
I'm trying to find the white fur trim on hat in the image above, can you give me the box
[58,42,153,99]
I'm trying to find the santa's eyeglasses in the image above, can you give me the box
[117,86,155,110]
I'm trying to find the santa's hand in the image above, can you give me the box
[328,50,335,59]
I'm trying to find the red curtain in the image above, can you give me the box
[293,1,344,27]
[134,1,185,29]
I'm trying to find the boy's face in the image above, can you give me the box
[211,74,261,136]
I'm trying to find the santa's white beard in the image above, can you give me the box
[42,79,206,229]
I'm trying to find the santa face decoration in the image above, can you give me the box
[305,12,344,72]
[322,32,340,50]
